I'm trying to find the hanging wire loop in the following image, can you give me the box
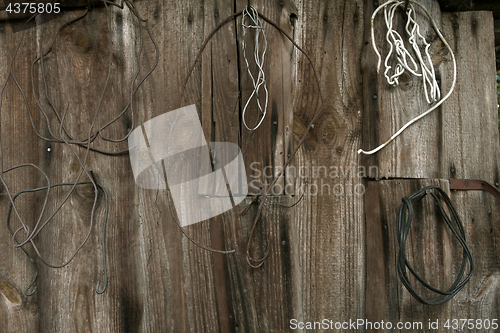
[241,5,269,131]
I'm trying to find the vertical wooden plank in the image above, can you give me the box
[137,0,237,331]
[0,18,40,333]
[29,6,136,332]
[364,181,388,327]
[176,0,242,331]
[195,1,298,332]
[233,0,299,331]
[125,0,207,332]
[153,0,205,331]
[290,0,366,330]
[448,190,500,324]
[441,11,500,180]
[201,1,241,332]
[441,10,500,324]
[118,1,170,332]
[365,179,457,332]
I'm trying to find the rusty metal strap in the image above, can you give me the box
[449,178,500,202]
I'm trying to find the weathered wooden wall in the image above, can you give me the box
[437,0,500,68]
[362,5,500,333]
[0,0,498,332]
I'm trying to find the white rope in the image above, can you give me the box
[358,0,456,155]
[241,5,268,131]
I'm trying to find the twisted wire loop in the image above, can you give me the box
[0,0,157,294]
[358,0,457,155]
[382,2,440,103]
[178,10,326,266]
[241,5,268,131]
[396,186,474,305]
[242,15,325,269]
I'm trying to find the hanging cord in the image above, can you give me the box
[94,176,109,294]
[241,5,269,131]
[6,181,109,295]
[22,0,159,156]
[396,186,473,305]
[244,14,325,268]
[6,197,38,296]
[178,10,325,262]
[381,1,440,103]
[357,0,456,155]
[0,13,97,269]
[0,0,155,294]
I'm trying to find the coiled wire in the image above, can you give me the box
[396,186,474,305]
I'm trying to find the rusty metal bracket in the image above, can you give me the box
[449,178,500,202]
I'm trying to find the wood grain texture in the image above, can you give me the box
[361,3,500,181]
[32,6,137,333]
[363,11,500,330]
[0,16,40,333]
[436,0,500,69]
[439,11,500,326]
[0,1,498,333]
[365,179,456,331]
[441,11,500,181]
[365,178,500,332]
[290,0,366,328]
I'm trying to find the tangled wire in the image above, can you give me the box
[178,5,326,267]
[1,2,326,298]
[358,0,456,155]
[0,0,158,295]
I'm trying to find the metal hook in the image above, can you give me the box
[90,172,109,295]
[24,257,38,296]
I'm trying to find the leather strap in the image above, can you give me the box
[449,178,500,202]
